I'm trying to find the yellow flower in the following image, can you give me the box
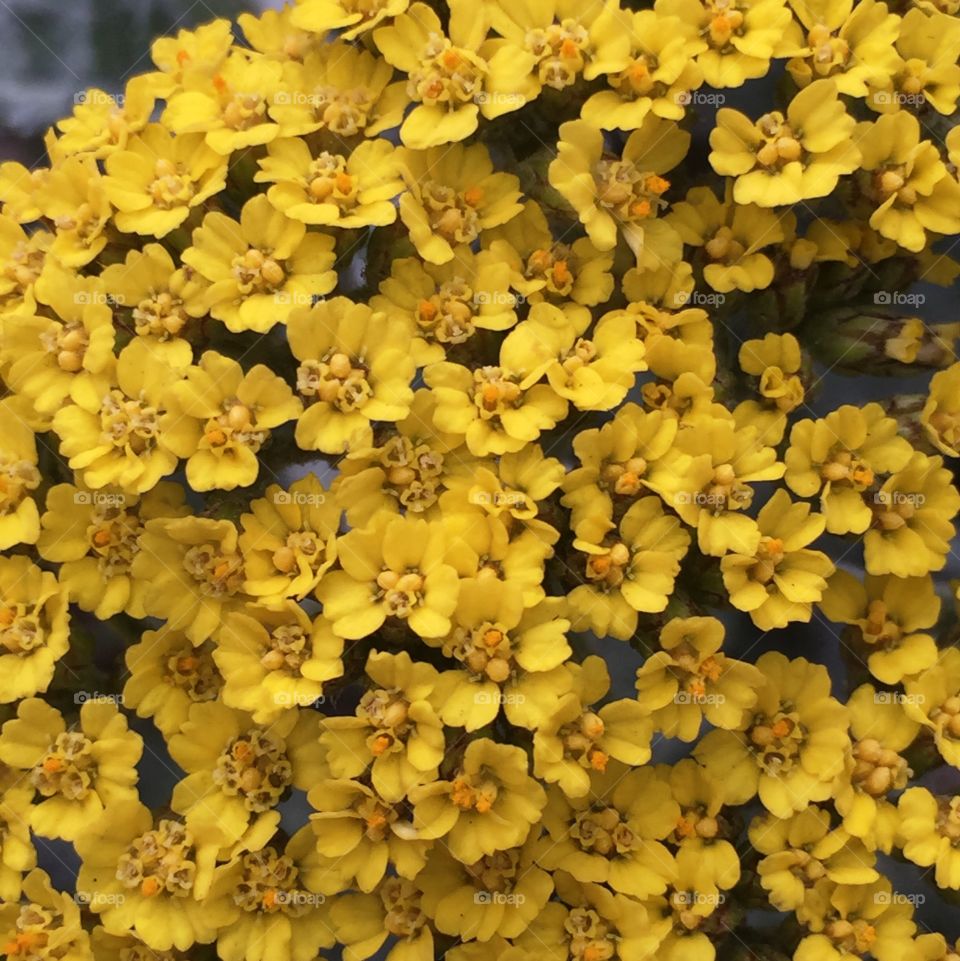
[2,265,115,416]
[329,879,434,961]
[373,246,519,366]
[903,648,960,767]
[132,515,247,643]
[734,332,805,443]
[0,870,91,961]
[0,770,35,903]
[410,738,546,863]
[212,828,334,961]
[122,627,223,737]
[288,297,416,454]
[923,361,960,456]
[666,759,741,891]
[169,701,323,845]
[635,616,765,740]
[482,200,615,306]
[533,658,654,796]
[899,788,960,889]
[550,115,689,262]
[52,339,183,495]
[870,8,960,115]
[511,876,658,961]
[332,388,467,528]
[291,0,408,39]
[239,475,339,601]
[0,400,40,550]
[52,75,156,160]
[268,40,405,138]
[416,839,552,941]
[237,5,323,60]
[820,571,940,684]
[307,779,429,893]
[748,806,878,913]
[501,302,646,411]
[0,214,53,316]
[183,194,337,333]
[786,0,901,96]
[834,683,917,848]
[785,403,914,535]
[581,9,706,128]
[654,417,785,557]
[216,603,343,724]
[537,762,679,897]
[373,2,520,147]
[429,580,571,730]
[695,652,849,818]
[568,496,691,639]
[317,514,459,639]
[99,243,208,365]
[0,697,141,842]
[657,0,795,86]
[103,123,227,237]
[397,142,523,265]
[76,801,233,950]
[865,452,960,576]
[425,357,567,457]
[255,136,401,227]
[855,111,960,252]
[710,80,861,206]
[162,51,282,155]
[562,403,682,530]
[37,482,188,620]
[161,351,302,492]
[721,489,834,630]
[669,186,785,293]
[0,557,69,704]
[36,156,112,267]
[149,19,234,91]
[319,650,446,803]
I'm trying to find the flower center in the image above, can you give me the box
[308,85,375,137]
[219,88,267,131]
[705,0,746,47]
[181,544,245,598]
[232,847,309,915]
[202,401,270,455]
[465,848,522,893]
[748,710,805,774]
[449,773,499,813]
[2,905,63,960]
[259,624,310,674]
[133,290,189,340]
[704,226,746,264]
[526,246,575,295]
[422,181,484,245]
[807,24,851,71]
[601,457,649,497]
[559,711,608,772]
[31,732,96,801]
[87,504,142,579]
[231,248,286,293]
[376,435,446,513]
[0,456,39,516]
[306,152,358,210]
[565,907,619,961]
[408,34,485,106]
[358,688,414,757]
[750,536,785,585]
[931,696,960,743]
[472,367,522,420]
[40,320,89,373]
[374,568,426,620]
[165,641,223,701]
[116,819,197,899]
[851,738,910,796]
[150,158,196,210]
[99,391,162,455]
[594,161,670,222]
[381,878,427,939]
[611,54,662,98]
[449,622,514,683]
[584,541,631,592]
[416,277,476,345]
[3,241,45,293]
[297,351,373,413]
[525,19,590,89]
[754,113,804,169]
[0,602,46,655]
[572,805,638,856]
[214,730,292,811]
[825,918,878,955]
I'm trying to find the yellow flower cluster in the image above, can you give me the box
[1,0,960,960]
